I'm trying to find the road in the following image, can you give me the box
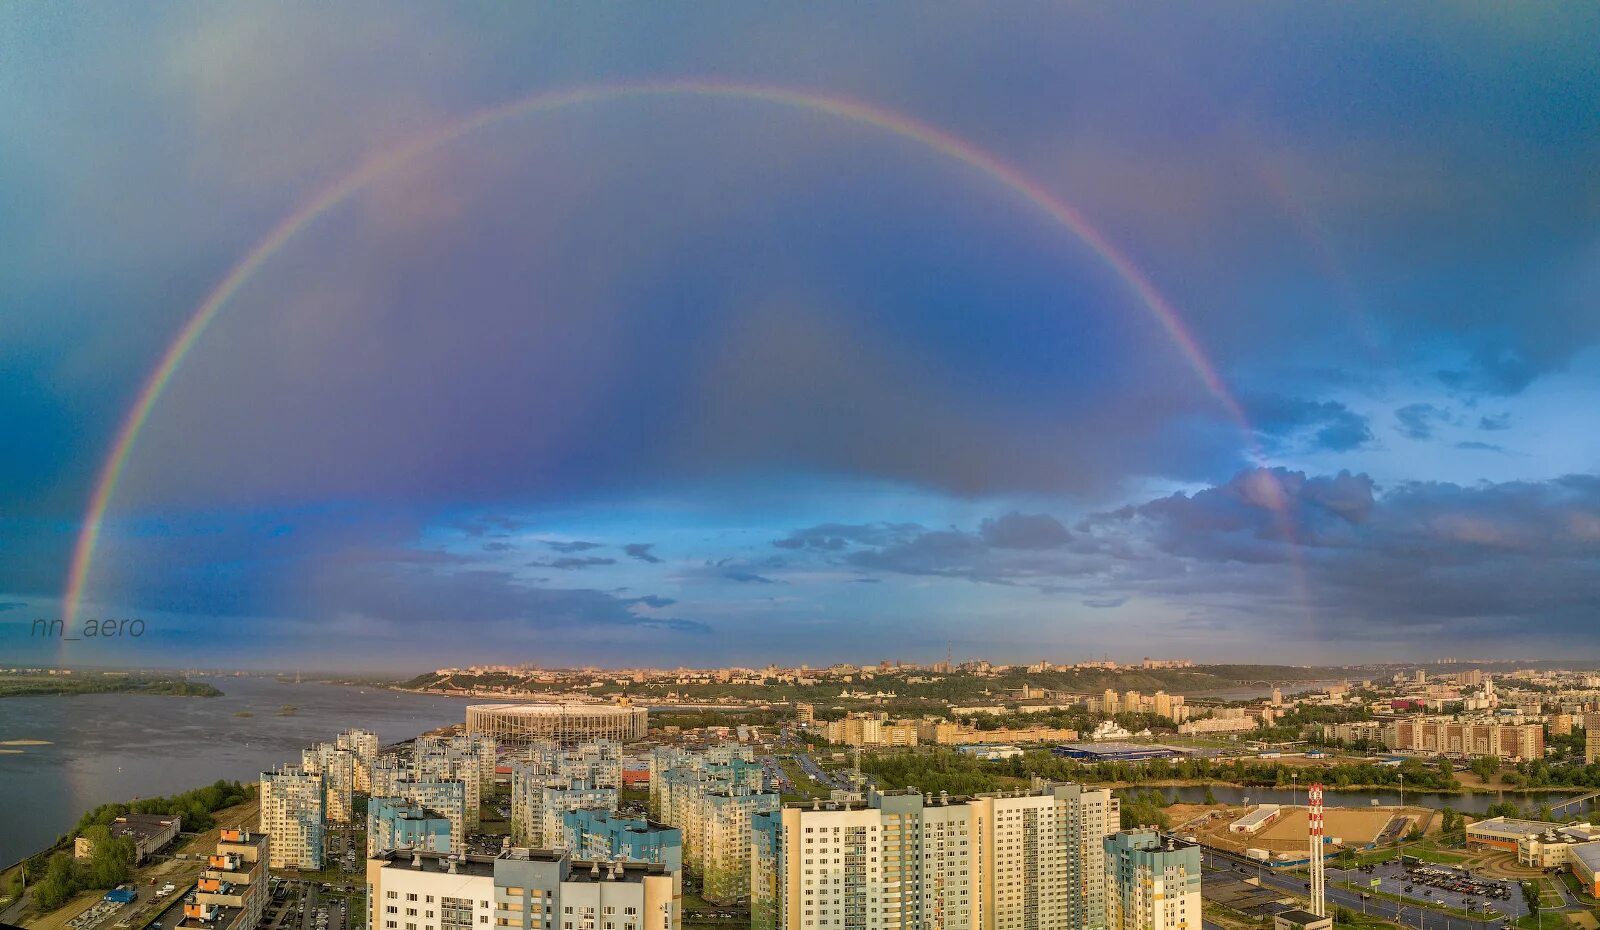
[1203,847,1504,930]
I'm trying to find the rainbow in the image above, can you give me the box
[60,78,1289,637]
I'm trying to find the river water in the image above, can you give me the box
[0,677,475,868]
[1143,784,1592,816]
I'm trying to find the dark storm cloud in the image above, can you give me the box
[772,469,1600,645]
[1247,396,1374,453]
[1456,441,1506,453]
[547,540,603,553]
[0,601,26,612]
[624,595,677,609]
[1478,414,1512,431]
[481,541,515,552]
[722,570,778,584]
[622,544,662,564]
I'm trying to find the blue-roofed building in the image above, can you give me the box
[367,796,453,856]
[560,807,683,878]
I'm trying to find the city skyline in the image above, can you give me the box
[4,5,1600,669]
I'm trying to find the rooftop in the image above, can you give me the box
[1275,909,1331,926]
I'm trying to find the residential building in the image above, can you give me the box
[696,789,780,904]
[370,797,456,856]
[753,782,1120,930]
[338,728,381,792]
[1104,831,1201,930]
[366,848,677,930]
[179,830,270,930]
[1586,713,1600,763]
[510,775,618,848]
[1381,717,1543,761]
[260,766,325,870]
[303,742,359,824]
[560,809,683,879]
[387,777,470,853]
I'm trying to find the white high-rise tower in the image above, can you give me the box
[1308,783,1326,917]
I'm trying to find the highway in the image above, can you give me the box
[1202,847,1506,930]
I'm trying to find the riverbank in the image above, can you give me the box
[0,674,223,699]
[0,678,474,869]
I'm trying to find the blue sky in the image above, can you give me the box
[3,4,1599,670]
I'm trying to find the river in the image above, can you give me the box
[0,677,475,869]
[1142,784,1592,815]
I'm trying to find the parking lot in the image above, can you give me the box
[1331,857,1527,919]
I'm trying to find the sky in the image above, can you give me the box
[2,4,1599,671]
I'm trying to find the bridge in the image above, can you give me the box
[1548,790,1600,814]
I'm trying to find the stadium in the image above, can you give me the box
[465,702,649,745]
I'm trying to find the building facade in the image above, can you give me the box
[467,704,649,746]
[367,848,677,930]
[260,766,325,870]
[1103,831,1200,930]
[754,782,1120,930]
[1381,717,1544,760]
[180,830,270,930]
[370,797,456,856]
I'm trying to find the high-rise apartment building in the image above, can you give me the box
[754,782,1120,930]
[338,728,381,792]
[560,809,683,877]
[385,777,469,853]
[1585,713,1600,764]
[367,848,677,930]
[370,797,455,856]
[260,766,326,870]
[303,742,359,824]
[179,830,270,930]
[510,774,618,848]
[697,789,780,904]
[1103,831,1200,930]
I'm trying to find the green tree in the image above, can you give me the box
[1521,882,1541,930]
[1203,784,1217,805]
[1333,906,1357,927]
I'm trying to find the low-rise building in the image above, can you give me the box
[74,814,182,864]
[1465,816,1576,853]
[1272,909,1333,930]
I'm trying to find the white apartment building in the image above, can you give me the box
[367,848,677,930]
[509,771,619,848]
[303,742,359,824]
[338,728,381,792]
[754,782,1120,930]
[260,767,326,870]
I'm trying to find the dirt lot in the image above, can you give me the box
[1197,803,1427,856]
[1254,806,1401,849]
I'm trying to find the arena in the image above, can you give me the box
[465,702,649,745]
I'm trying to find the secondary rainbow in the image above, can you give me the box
[60,78,1282,635]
